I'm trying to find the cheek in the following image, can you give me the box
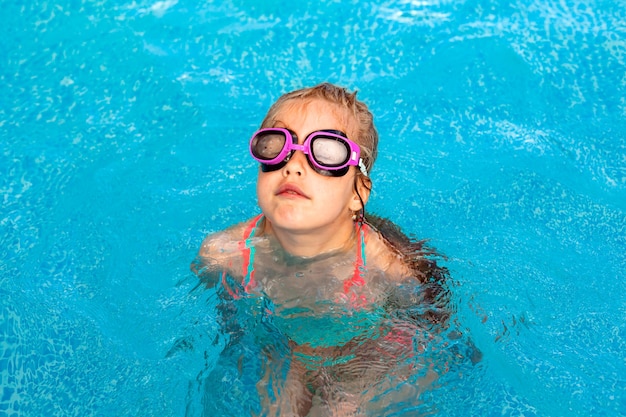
[256,173,271,201]
[315,177,355,203]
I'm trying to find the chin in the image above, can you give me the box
[271,216,308,231]
[268,210,318,231]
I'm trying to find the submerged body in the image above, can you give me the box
[193,214,449,415]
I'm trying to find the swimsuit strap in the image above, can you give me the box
[239,214,264,292]
[343,221,368,295]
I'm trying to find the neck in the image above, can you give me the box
[263,219,356,258]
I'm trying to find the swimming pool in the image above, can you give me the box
[1,0,625,415]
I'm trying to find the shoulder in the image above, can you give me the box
[194,216,261,276]
[363,221,412,281]
[197,222,245,259]
[363,214,444,284]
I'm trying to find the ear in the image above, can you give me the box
[349,176,372,212]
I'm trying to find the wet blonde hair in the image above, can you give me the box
[259,82,379,176]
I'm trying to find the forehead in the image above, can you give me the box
[271,98,358,139]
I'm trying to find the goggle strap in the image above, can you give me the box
[358,159,369,177]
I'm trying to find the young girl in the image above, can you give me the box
[192,83,451,416]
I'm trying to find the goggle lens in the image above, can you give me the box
[311,137,350,166]
[251,132,287,160]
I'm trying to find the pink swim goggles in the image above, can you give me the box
[249,128,368,177]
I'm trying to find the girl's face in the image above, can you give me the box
[256,98,367,239]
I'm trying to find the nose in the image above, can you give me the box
[282,149,307,177]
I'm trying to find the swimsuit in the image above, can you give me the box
[229,214,369,301]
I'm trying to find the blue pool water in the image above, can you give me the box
[1,0,625,415]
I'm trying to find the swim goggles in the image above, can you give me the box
[249,128,369,177]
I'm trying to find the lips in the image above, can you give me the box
[276,183,309,199]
